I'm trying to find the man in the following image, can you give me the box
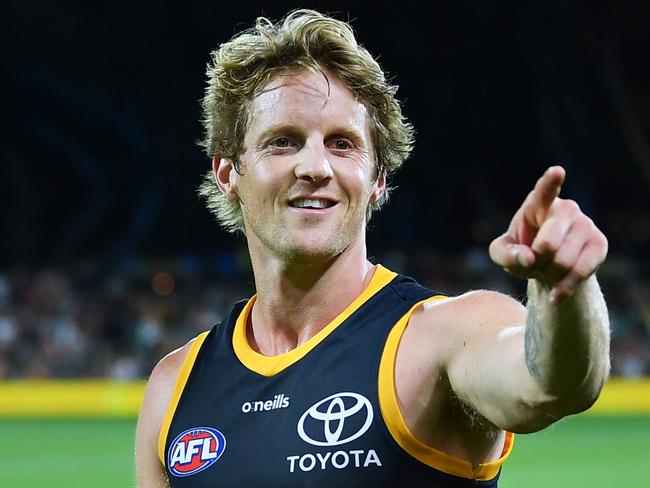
[136,9,610,487]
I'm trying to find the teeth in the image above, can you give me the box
[293,199,329,209]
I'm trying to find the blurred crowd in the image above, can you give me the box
[0,247,648,380]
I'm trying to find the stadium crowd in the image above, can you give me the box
[0,247,648,380]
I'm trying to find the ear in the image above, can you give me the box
[369,170,386,204]
[213,156,239,201]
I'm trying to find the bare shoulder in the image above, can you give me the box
[423,289,525,322]
[394,290,526,463]
[143,339,195,417]
[135,337,201,487]
[406,289,526,352]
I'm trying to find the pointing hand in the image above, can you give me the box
[489,166,608,303]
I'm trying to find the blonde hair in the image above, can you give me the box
[198,9,414,232]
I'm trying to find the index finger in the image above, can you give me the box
[524,165,566,220]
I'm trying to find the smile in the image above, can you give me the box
[288,198,337,209]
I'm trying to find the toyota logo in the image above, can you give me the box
[297,392,374,446]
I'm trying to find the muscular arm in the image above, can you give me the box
[444,280,609,434]
[445,167,610,433]
[135,342,192,487]
[525,277,609,404]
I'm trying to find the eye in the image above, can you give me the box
[335,139,350,150]
[330,138,353,151]
[270,137,292,148]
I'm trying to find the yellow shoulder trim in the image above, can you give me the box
[157,331,210,466]
[233,264,398,377]
[377,296,514,481]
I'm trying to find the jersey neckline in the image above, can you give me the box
[232,264,398,377]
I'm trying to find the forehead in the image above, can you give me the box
[246,69,371,137]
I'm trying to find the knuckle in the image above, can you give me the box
[572,215,595,235]
[598,234,609,254]
[572,258,595,281]
[534,238,559,255]
[577,215,595,230]
[573,266,590,282]
[591,232,608,252]
[559,198,580,214]
[592,226,607,243]
[536,239,558,256]
[572,216,599,238]
[580,222,608,256]
[552,254,574,272]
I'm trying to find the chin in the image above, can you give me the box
[281,242,343,263]
[277,233,353,263]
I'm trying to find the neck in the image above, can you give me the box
[246,237,374,356]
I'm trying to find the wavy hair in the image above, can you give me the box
[197,9,414,232]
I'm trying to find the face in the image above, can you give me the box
[217,69,384,263]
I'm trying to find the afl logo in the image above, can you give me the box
[297,392,373,446]
[168,427,226,477]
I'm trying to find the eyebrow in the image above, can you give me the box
[253,124,368,147]
[253,125,304,146]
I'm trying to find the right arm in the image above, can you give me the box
[135,341,193,488]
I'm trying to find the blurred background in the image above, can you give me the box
[2,1,649,486]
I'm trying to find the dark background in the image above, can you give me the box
[5,0,650,269]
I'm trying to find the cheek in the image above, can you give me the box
[240,167,288,207]
[340,165,378,203]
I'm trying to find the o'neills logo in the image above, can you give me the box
[241,393,290,413]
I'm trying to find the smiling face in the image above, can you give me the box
[217,69,384,264]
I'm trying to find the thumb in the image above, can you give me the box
[489,234,536,276]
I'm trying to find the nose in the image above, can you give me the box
[294,142,333,183]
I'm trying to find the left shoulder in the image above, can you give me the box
[418,288,526,329]
[394,288,526,461]
[406,289,527,358]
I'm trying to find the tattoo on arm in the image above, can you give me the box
[525,299,543,382]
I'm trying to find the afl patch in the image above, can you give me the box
[168,427,226,477]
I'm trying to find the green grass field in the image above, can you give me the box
[0,415,647,487]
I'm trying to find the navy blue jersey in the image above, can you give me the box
[159,265,513,487]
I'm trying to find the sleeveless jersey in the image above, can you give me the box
[159,265,514,487]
